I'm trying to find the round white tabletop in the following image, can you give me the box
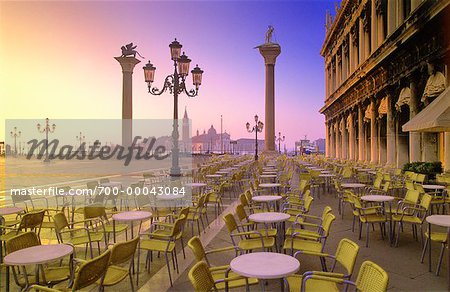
[319,174,336,177]
[230,252,300,279]
[259,183,281,188]
[216,171,229,175]
[252,195,283,203]
[0,206,24,216]
[423,185,446,190]
[185,182,207,188]
[4,244,73,265]
[361,195,395,202]
[426,215,450,227]
[206,174,222,178]
[249,212,290,223]
[112,210,152,222]
[341,183,366,188]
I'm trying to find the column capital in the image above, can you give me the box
[258,44,281,65]
[115,56,141,73]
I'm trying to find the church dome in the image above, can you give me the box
[207,125,217,136]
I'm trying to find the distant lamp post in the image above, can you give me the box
[10,127,21,156]
[37,118,56,163]
[143,39,204,177]
[246,115,264,161]
[275,132,285,154]
[76,132,85,149]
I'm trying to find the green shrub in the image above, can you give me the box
[402,161,442,180]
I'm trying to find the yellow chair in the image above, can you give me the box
[6,232,70,289]
[29,249,111,291]
[283,213,336,268]
[421,229,448,276]
[83,205,128,243]
[187,236,258,289]
[138,214,187,286]
[285,206,332,240]
[188,261,252,292]
[393,194,432,246]
[301,260,389,292]
[286,238,360,292]
[188,194,207,236]
[53,212,106,259]
[223,213,275,253]
[99,236,139,291]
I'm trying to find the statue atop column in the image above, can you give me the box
[120,43,145,59]
[265,25,274,44]
[421,61,446,105]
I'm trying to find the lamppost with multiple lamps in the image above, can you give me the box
[143,39,204,177]
[246,115,264,161]
[37,118,56,163]
[10,127,21,156]
[276,132,285,154]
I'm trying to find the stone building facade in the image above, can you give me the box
[320,0,450,169]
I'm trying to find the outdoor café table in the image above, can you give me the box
[185,182,207,188]
[112,210,152,243]
[341,183,366,195]
[249,212,290,251]
[205,174,222,178]
[252,195,283,211]
[426,215,450,290]
[230,252,300,291]
[319,174,336,191]
[320,170,332,174]
[259,183,282,195]
[4,244,73,292]
[361,195,395,245]
[260,174,277,183]
[423,185,446,191]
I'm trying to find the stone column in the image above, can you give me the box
[325,65,329,97]
[331,123,336,157]
[387,0,397,35]
[115,56,140,147]
[371,0,378,51]
[422,132,438,162]
[358,104,365,161]
[396,118,409,167]
[331,60,336,93]
[342,116,348,159]
[325,122,330,157]
[411,0,422,12]
[336,52,341,87]
[335,121,340,159]
[349,32,354,74]
[342,43,347,81]
[386,92,396,165]
[377,3,385,45]
[258,44,281,152]
[409,79,421,162]
[348,112,355,160]
[370,99,378,163]
[397,0,405,25]
[445,133,450,171]
[359,19,365,64]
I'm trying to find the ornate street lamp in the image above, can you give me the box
[275,132,285,154]
[10,127,21,156]
[37,118,56,162]
[143,39,204,177]
[246,114,264,161]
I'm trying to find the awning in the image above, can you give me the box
[403,86,450,132]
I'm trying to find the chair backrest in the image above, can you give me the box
[239,194,249,207]
[84,205,106,220]
[321,206,333,220]
[86,181,98,190]
[322,213,336,236]
[334,238,360,276]
[73,250,111,290]
[178,207,190,219]
[18,210,45,232]
[419,194,433,211]
[303,195,314,212]
[6,232,40,254]
[188,236,207,264]
[188,261,215,292]
[169,214,187,237]
[382,181,390,192]
[373,177,382,190]
[235,204,248,222]
[405,180,415,191]
[416,174,426,183]
[223,213,238,233]
[404,190,420,205]
[99,178,110,184]
[110,236,139,266]
[53,212,69,234]
[355,261,389,292]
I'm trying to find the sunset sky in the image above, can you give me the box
[0,0,335,149]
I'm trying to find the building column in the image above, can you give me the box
[348,112,355,160]
[409,79,421,162]
[387,0,397,35]
[342,116,348,159]
[397,0,405,25]
[325,122,330,157]
[331,123,336,157]
[349,32,354,73]
[411,0,422,12]
[336,52,341,87]
[386,92,396,165]
[342,43,347,81]
[335,121,340,159]
[377,2,385,45]
[371,0,378,51]
[358,105,365,161]
[370,99,378,163]
[325,65,329,97]
[359,19,365,64]
[445,133,450,171]
[331,60,336,93]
